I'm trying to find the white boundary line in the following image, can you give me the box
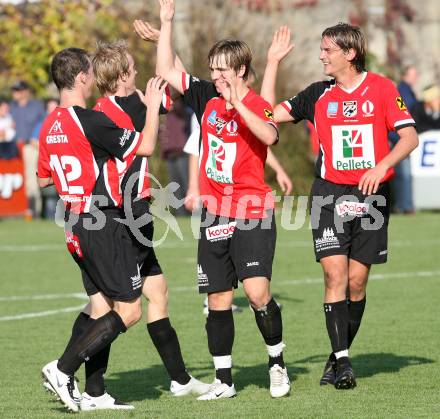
[1,239,440,252]
[1,269,438,321]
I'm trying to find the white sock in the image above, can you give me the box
[266,342,286,358]
[213,355,232,369]
[334,349,349,359]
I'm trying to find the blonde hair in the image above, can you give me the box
[92,40,130,95]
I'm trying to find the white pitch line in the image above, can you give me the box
[1,270,438,321]
[0,292,88,302]
[1,238,440,252]
[0,305,86,321]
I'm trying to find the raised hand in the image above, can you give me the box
[222,76,240,106]
[137,76,168,110]
[267,26,294,64]
[133,20,160,43]
[159,0,175,23]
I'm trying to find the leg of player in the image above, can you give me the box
[244,277,290,398]
[42,297,141,411]
[347,259,369,348]
[143,274,210,397]
[79,293,134,411]
[197,290,237,400]
[321,255,356,389]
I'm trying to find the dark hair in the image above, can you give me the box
[208,39,252,80]
[51,48,91,90]
[322,23,366,73]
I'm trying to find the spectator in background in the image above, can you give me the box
[389,65,418,214]
[159,95,192,216]
[0,99,17,159]
[9,81,45,218]
[30,98,60,219]
[411,85,440,132]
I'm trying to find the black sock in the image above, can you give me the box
[61,312,90,356]
[206,309,234,386]
[252,298,285,368]
[58,310,126,376]
[84,318,111,397]
[324,300,349,353]
[347,297,366,348]
[147,317,190,385]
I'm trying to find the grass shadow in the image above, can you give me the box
[296,352,434,378]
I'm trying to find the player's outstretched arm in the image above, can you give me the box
[260,26,294,107]
[132,19,187,73]
[155,0,184,94]
[266,148,293,195]
[136,76,168,156]
[358,126,419,195]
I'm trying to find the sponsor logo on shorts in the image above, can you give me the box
[378,250,388,255]
[197,264,208,287]
[131,265,142,290]
[246,261,260,267]
[315,227,340,252]
[206,221,237,242]
[65,231,83,257]
[336,201,369,217]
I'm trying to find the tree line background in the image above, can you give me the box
[0,0,328,197]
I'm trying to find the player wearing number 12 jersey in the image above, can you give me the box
[262,22,418,389]
[38,47,166,412]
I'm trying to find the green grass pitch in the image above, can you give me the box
[0,212,439,418]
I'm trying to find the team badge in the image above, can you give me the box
[343,101,357,117]
[264,109,274,120]
[215,117,227,135]
[327,102,338,117]
[396,96,407,110]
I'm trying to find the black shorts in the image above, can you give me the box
[65,208,144,301]
[197,208,276,294]
[310,177,390,265]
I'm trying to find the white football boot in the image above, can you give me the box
[170,376,211,396]
[41,360,81,412]
[269,364,290,398]
[80,392,134,411]
[197,379,236,400]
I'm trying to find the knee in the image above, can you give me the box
[323,266,347,290]
[115,300,143,328]
[208,291,233,310]
[348,273,367,299]
[246,290,271,309]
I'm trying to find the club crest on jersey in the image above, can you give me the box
[343,101,357,117]
[215,117,227,135]
[264,109,274,120]
[362,100,374,116]
[327,102,338,117]
[396,96,407,110]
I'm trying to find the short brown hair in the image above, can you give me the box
[92,40,130,95]
[51,48,90,91]
[322,23,367,73]
[208,39,252,80]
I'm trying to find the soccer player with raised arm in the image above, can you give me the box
[136,0,290,399]
[39,47,166,411]
[261,23,419,389]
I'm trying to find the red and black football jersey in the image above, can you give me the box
[282,72,416,185]
[94,91,171,207]
[38,106,142,213]
[182,73,277,219]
